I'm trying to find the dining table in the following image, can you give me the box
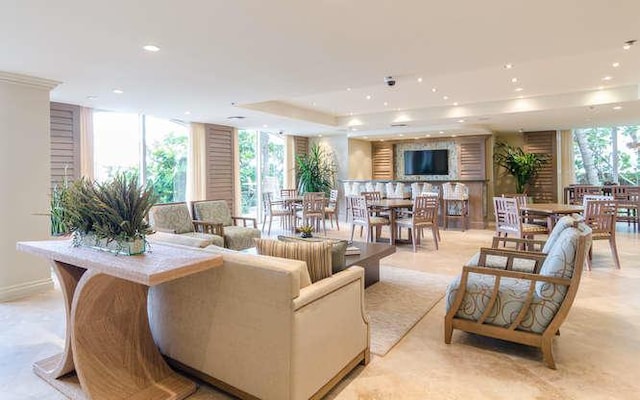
[368,198,414,245]
[520,203,584,230]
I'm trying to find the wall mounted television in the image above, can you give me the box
[404,149,449,175]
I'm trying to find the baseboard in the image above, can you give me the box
[0,277,54,302]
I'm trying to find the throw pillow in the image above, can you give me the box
[255,239,332,283]
[277,235,348,273]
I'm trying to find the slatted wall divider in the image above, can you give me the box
[293,136,309,158]
[50,102,81,189]
[372,142,394,180]
[205,124,235,212]
[524,131,557,203]
[458,137,486,180]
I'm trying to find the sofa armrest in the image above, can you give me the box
[293,267,364,311]
[231,216,258,228]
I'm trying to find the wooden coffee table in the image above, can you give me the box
[345,241,396,287]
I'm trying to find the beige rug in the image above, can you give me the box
[365,266,451,356]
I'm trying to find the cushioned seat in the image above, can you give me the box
[192,200,260,250]
[148,202,224,248]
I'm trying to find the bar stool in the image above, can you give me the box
[442,182,469,231]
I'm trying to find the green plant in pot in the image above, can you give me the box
[296,225,314,238]
[296,144,336,196]
[494,141,548,194]
[61,173,157,255]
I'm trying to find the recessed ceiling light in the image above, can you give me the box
[383,102,388,106]
[398,134,404,137]
[511,77,518,83]
[349,112,353,116]
[439,131,444,134]
[612,62,620,68]
[518,95,524,99]
[396,108,401,112]
[379,139,384,142]
[263,124,268,128]
[142,44,160,52]
[319,134,323,137]
[366,95,372,100]
[598,86,604,90]
[425,134,431,137]
[453,102,459,106]
[312,102,317,106]
[451,135,457,137]
[457,119,465,123]
[417,77,423,83]
[346,87,352,91]
[443,96,449,100]
[602,76,613,81]
[613,105,622,110]
[86,95,97,100]
[504,63,513,69]
[363,136,368,139]
[414,137,418,140]
[514,87,524,92]
[112,89,124,94]
[351,127,358,132]
[431,88,437,93]
[184,111,191,115]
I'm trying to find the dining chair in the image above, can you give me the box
[442,182,469,231]
[493,197,548,248]
[610,186,639,230]
[395,195,440,251]
[324,189,340,229]
[583,199,620,270]
[295,192,326,235]
[349,196,390,242]
[572,185,603,205]
[280,188,298,199]
[262,192,292,235]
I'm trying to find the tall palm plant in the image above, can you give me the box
[296,144,336,195]
[494,141,548,194]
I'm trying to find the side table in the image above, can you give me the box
[17,240,222,400]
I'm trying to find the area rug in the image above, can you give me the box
[365,266,451,356]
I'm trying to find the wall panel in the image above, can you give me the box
[205,124,235,212]
[50,102,80,189]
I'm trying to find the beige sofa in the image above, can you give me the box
[147,238,370,400]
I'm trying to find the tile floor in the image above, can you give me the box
[1,222,638,399]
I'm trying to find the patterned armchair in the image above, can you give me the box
[148,202,224,248]
[444,217,592,369]
[192,200,261,250]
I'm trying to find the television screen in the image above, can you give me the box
[404,149,449,175]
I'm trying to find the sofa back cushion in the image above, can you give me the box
[277,236,347,272]
[193,200,233,226]
[149,203,194,234]
[542,214,580,253]
[255,239,332,283]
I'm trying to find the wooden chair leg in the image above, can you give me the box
[609,237,621,269]
[350,224,356,242]
[411,226,417,252]
[541,337,556,369]
[444,320,453,344]
[432,226,439,250]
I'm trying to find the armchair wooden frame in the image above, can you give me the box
[444,231,590,369]
[190,200,258,229]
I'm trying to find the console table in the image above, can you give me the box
[17,240,223,400]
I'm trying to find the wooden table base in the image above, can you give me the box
[36,261,196,400]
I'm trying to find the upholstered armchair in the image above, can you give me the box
[148,202,224,247]
[444,218,592,369]
[192,200,261,250]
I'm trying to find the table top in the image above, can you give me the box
[17,240,223,286]
[521,203,584,214]
[345,241,396,265]
[369,199,414,208]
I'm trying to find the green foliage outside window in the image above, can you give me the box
[146,132,187,203]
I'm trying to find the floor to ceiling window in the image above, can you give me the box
[238,130,286,218]
[573,126,640,185]
[93,111,188,203]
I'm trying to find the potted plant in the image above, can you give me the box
[296,224,314,238]
[60,173,157,255]
[296,144,336,195]
[494,141,548,194]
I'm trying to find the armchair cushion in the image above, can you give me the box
[181,232,225,248]
[193,200,233,226]
[148,231,214,248]
[149,203,194,234]
[255,239,332,283]
[445,274,560,333]
[223,225,261,251]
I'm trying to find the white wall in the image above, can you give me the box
[0,74,58,301]
[348,139,372,179]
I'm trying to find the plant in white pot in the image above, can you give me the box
[61,173,157,255]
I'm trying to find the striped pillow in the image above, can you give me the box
[255,239,332,283]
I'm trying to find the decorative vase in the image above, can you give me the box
[73,232,147,256]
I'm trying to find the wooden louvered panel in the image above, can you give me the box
[458,137,486,180]
[372,143,394,180]
[524,131,557,203]
[204,124,235,212]
[50,102,80,189]
[293,136,309,157]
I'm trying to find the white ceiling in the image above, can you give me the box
[2,0,640,139]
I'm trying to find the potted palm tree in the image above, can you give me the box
[494,141,548,194]
[296,144,336,195]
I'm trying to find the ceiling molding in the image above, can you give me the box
[0,71,60,90]
[238,100,337,127]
